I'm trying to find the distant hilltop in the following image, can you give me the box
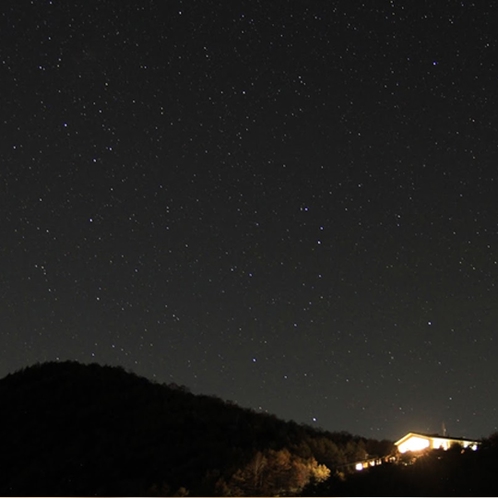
[0,361,393,496]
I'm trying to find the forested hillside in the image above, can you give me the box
[0,361,393,496]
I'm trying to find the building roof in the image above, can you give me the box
[395,432,481,447]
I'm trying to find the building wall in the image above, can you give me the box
[397,435,430,453]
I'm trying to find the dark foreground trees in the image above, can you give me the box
[305,443,498,497]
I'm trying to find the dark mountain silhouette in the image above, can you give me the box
[0,361,393,496]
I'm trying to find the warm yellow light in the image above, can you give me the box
[432,438,449,450]
[398,436,430,453]
[355,463,363,471]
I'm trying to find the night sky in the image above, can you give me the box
[2,0,498,441]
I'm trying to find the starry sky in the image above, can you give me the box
[2,0,498,441]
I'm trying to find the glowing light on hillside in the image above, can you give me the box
[398,436,430,453]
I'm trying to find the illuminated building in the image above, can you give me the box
[395,432,480,454]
